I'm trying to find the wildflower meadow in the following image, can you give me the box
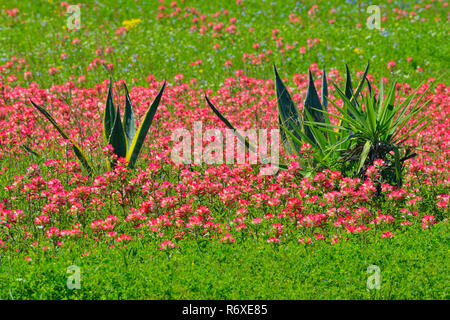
[0,0,448,302]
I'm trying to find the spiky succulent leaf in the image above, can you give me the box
[204,95,256,153]
[123,83,136,148]
[30,100,93,175]
[345,64,354,104]
[274,65,302,154]
[103,79,116,143]
[358,140,372,173]
[352,61,370,104]
[126,81,166,169]
[108,105,128,167]
[305,70,325,123]
[304,70,326,147]
[321,68,328,109]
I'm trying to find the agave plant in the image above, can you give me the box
[275,62,370,170]
[204,95,287,171]
[30,79,166,175]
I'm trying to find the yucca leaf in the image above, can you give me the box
[366,78,376,104]
[365,90,376,134]
[126,81,166,169]
[103,79,116,143]
[358,140,372,173]
[332,82,367,128]
[378,81,397,124]
[123,83,136,148]
[280,123,321,157]
[108,104,128,166]
[30,99,93,175]
[393,112,433,143]
[393,145,402,186]
[376,78,384,114]
[352,61,370,105]
[304,119,348,132]
[327,99,363,131]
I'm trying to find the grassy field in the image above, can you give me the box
[2,223,448,299]
[0,0,449,88]
[0,0,448,300]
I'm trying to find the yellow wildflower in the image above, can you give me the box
[122,18,142,31]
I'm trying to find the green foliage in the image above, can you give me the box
[1,223,448,299]
[275,63,362,170]
[321,72,433,186]
[30,80,166,174]
[275,62,433,186]
[29,100,94,175]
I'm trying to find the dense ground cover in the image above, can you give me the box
[0,0,448,299]
[2,223,449,299]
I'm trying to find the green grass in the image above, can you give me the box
[0,0,448,89]
[0,0,448,300]
[1,222,448,299]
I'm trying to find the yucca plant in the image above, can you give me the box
[276,62,433,187]
[315,75,433,187]
[30,79,166,175]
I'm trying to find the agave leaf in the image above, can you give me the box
[205,95,286,171]
[126,82,166,169]
[303,108,328,152]
[21,145,40,161]
[274,65,302,154]
[108,104,128,167]
[30,100,93,175]
[304,70,326,148]
[103,79,116,143]
[123,83,136,148]
[205,95,256,153]
[321,68,328,110]
[304,69,325,123]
